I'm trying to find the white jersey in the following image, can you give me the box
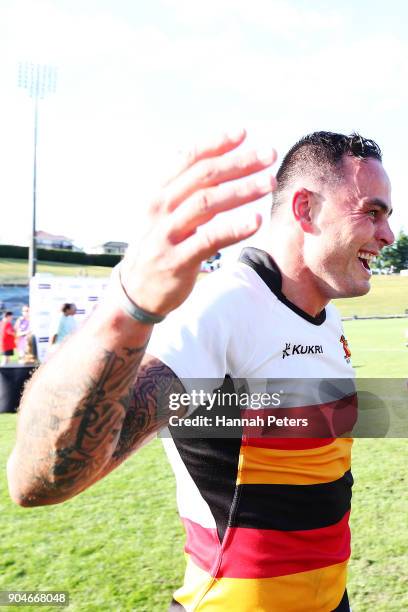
[148,247,354,383]
[147,247,355,612]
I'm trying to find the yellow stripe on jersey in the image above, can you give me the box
[237,438,352,485]
[172,553,213,611]
[174,556,348,612]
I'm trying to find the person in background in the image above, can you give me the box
[22,332,39,365]
[14,305,30,363]
[50,303,78,346]
[1,311,16,366]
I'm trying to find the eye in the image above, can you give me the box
[368,209,378,218]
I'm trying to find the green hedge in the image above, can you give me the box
[0,244,121,268]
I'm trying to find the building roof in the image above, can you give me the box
[36,230,73,242]
[102,241,129,247]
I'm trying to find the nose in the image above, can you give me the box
[376,218,395,247]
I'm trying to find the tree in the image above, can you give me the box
[374,230,408,272]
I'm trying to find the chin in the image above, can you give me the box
[325,277,371,299]
[342,280,371,298]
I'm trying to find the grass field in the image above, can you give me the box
[1,258,407,318]
[0,260,407,611]
[333,275,408,316]
[343,319,407,377]
[0,420,407,612]
[0,258,112,284]
[0,421,184,612]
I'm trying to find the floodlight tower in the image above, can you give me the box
[18,63,57,278]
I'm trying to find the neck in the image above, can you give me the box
[265,229,329,318]
[277,263,329,317]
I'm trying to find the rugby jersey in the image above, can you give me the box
[148,247,356,612]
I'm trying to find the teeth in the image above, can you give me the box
[357,250,376,262]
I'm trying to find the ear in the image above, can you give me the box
[292,189,314,233]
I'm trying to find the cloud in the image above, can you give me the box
[163,0,343,33]
[0,0,407,245]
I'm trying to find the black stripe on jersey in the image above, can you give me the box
[233,470,353,531]
[170,376,243,543]
[171,436,242,543]
[332,590,350,611]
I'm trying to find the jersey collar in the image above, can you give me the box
[239,247,326,326]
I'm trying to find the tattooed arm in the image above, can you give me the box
[107,355,185,468]
[7,129,276,507]
[6,305,141,504]
[8,299,185,507]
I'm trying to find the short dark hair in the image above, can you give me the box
[62,303,72,313]
[272,131,382,213]
[5,311,13,317]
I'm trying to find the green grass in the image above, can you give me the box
[343,318,407,377]
[348,439,408,612]
[333,275,408,316]
[0,262,407,610]
[0,418,407,612]
[1,259,407,315]
[0,328,406,611]
[0,259,111,284]
[0,423,184,612]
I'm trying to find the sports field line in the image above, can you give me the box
[354,348,407,352]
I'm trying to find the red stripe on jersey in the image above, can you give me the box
[240,394,357,439]
[181,512,350,579]
[219,511,351,578]
[182,518,220,573]
[244,437,335,450]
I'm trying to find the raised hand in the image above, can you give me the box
[7,130,277,507]
[121,129,277,317]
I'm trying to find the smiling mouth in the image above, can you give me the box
[357,250,376,273]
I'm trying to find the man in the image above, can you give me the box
[50,303,78,346]
[1,311,16,365]
[7,130,394,611]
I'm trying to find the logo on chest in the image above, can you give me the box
[340,334,352,362]
[282,342,324,359]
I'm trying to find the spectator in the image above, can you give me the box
[14,305,31,363]
[1,311,16,366]
[22,332,39,365]
[51,303,78,346]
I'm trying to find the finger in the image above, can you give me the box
[148,129,248,220]
[161,148,277,214]
[176,213,263,266]
[161,128,247,187]
[168,173,276,243]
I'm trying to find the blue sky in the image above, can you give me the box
[1,0,407,252]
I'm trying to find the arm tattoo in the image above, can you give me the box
[17,343,151,503]
[112,357,185,463]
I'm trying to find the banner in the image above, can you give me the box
[29,275,110,362]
